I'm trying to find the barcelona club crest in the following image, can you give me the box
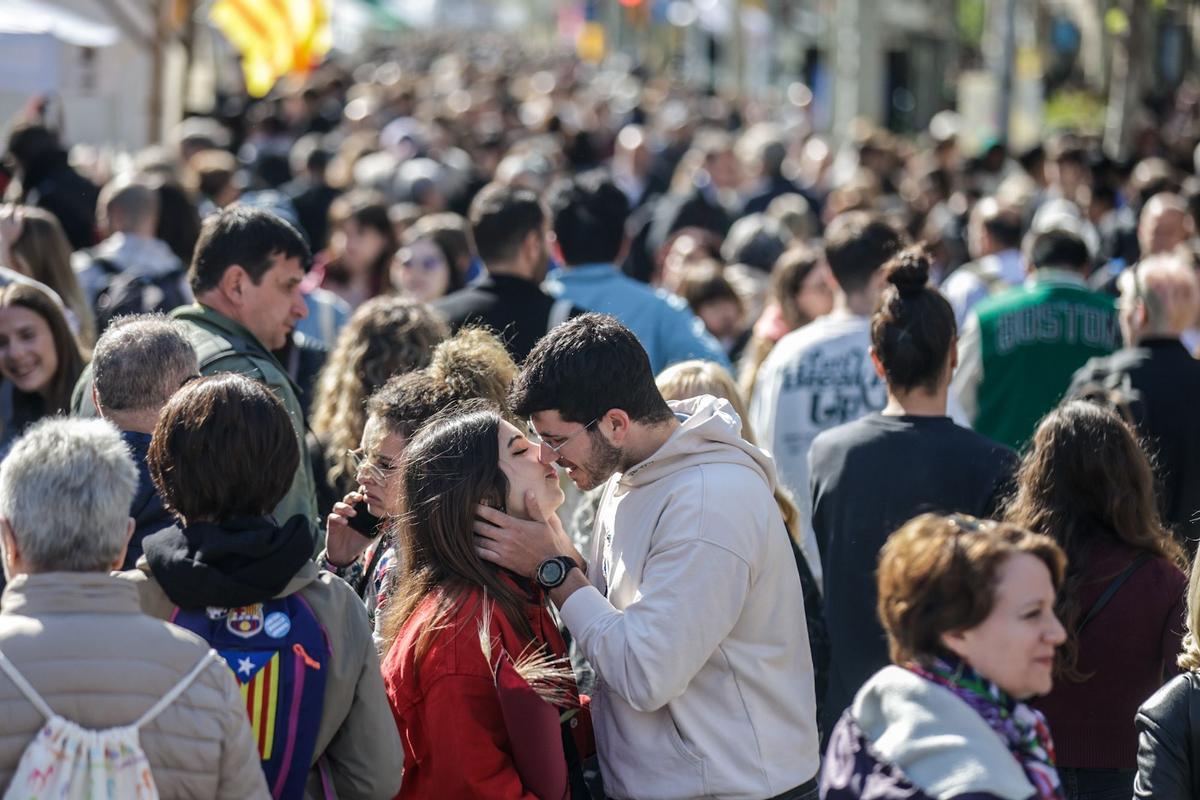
[226,604,264,639]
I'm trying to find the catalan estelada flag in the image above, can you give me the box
[208,0,331,97]
[221,649,280,759]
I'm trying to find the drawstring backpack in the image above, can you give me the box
[0,647,218,800]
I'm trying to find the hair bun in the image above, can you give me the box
[884,247,931,299]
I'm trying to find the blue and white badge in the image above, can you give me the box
[264,611,291,639]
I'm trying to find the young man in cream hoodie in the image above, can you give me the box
[475,313,820,800]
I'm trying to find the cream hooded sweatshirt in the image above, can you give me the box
[559,395,820,800]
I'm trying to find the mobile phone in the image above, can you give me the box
[347,499,384,538]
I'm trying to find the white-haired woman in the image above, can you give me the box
[0,418,267,797]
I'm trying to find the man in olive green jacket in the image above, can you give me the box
[170,302,317,527]
[72,207,318,528]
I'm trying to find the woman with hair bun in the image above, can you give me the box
[809,246,1020,733]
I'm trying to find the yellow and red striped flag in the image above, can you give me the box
[209,0,331,97]
[232,650,281,758]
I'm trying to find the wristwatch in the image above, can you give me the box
[535,556,578,590]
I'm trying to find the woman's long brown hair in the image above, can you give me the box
[379,404,533,661]
[1003,399,1184,680]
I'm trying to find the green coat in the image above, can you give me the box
[953,271,1119,451]
[72,304,319,532]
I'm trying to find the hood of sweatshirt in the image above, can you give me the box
[616,394,780,496]
[141,514,315,609]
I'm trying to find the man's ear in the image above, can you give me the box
[1134,300,1149,332]
[547,232,565,266]
[600,409,633,446]
[868,346,887,380]
[0,518,20,579]
[110,518,134,572]
[522,229,542,261]
[91,383,104,418]
[216,265,249,307]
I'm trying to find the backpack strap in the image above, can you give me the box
[1076,552,1152,635]
[0,647,57,720]
[133,649,220,729]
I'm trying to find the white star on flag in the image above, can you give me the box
[237,657,255,676]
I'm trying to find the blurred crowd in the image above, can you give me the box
[1,33,1200,800]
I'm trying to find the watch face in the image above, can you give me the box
[539,559,565,586]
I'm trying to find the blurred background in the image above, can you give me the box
[0,0,1191,161]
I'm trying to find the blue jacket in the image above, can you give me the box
[544,263,730,374]
[122,430,175,569]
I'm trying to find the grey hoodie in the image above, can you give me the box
[559,394,820,800]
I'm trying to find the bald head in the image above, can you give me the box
[968,197,1023,259]
[1138,193,1192,258]
[98,175,159,238]
[1119,253,1200,343]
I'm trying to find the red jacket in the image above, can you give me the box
[381,579,593,799]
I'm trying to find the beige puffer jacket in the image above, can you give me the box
[0,572,269,798]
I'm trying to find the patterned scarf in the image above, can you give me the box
[906,656,1065,800]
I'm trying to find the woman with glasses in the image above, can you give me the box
[319,327,517,636]
[821,513,1069,800]
[379,403,594,799]
[1005,400,1187,800]
[390,214,473,304]
[309,295,447,518]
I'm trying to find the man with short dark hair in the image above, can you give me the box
[433,182,580,362]
[749,212,904,582]
[73,206,318,528]
[953,228,1120,450]
[474,313,820,800]
[92,314,199,567]
[543,170,728,374]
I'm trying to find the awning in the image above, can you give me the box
[0,0,119,47]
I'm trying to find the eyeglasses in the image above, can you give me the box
[347,448,398,483]
[398,254,446,272]
[530,417,599,456]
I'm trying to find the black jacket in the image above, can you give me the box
[122,430,175,569]
[810,414,1017,733]
[20,152,99,251]
[1068,339,1200,553]
[433,274,580,363]
[1135,671,1200,799]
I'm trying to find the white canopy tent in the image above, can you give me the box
[0,0,162,151]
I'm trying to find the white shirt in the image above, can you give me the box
[749,312,887,585]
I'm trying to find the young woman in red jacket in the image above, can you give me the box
[379,404,594,800]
